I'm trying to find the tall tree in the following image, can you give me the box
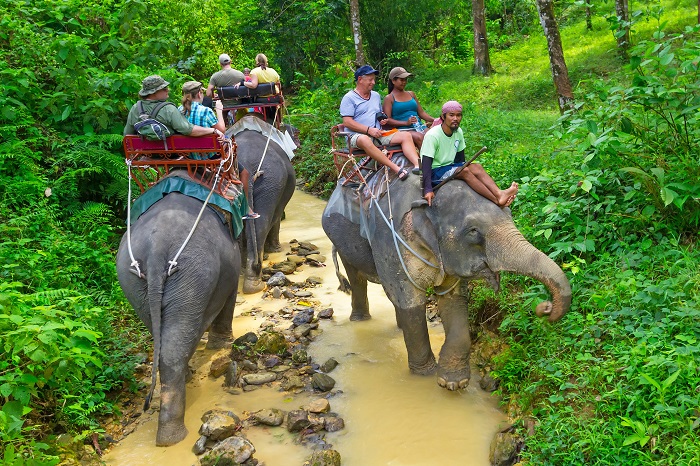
[472,0,493,75]
[349,0,366,66]
[535,0,574,113]
[615,0,631,56]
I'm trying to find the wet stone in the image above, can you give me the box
[199,436,255,465]
[281,375,306,391]
[199,410,241,441]
[253,332,288,355]
[287,410,310,432]
[293,309,315,326]
[271,364,291,373]
[287,254,306,264]
[292,349,309,365]
[272,261,297,275]
[298,365,316,375]
[306,253,326,263]
[306,276,323,285]
[320,358,338,373]
[489,431,520,466]
[307,398,330,414]
[323,416,345,433]
[243,372,277,385]
[223,361,239,387]
[308,412,326,431]
[210,355,232,378]
[262,355,281,368]
[312,373,336,392]
[298,241,319,252]
[308,449,341,466]
[294,324,314,339]
[192,435,208,455]
[308,328,323,340]
[241,360,258,371]
[317,308,334,319]
[479,373,499,392]
[271,286,283,299]
[267,272,289,287]
[282,289,295,299]
[295,290,313,298]
[242,384,259,392]
[251,408,285,426]
[234,332,258,346]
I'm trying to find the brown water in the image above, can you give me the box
[103,189,506,466]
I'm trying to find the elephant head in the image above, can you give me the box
[406,181,571,321]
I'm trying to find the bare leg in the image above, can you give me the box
[410,131,425,149]
[390,131,420,168]
[355,135,403,174]
[456,164,518,207]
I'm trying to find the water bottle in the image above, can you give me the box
[412,116,425,132]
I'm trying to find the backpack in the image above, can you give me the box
[133,101,175,147]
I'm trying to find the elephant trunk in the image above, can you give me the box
[486,223,571,322]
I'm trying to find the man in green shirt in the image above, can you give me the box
[420,100,518,207]
[124,75,222,138]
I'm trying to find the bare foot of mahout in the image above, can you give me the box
[498,182,519,207]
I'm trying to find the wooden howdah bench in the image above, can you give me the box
[123,134,240,199]
[214,82,285,129]
[330,124,403,186]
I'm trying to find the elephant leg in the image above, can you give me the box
[436,290,471,390]
[243,220,265,294]
[155,323,199,446]
[206,290,237,350]
[340,255,371,321]
[264,219,282,253]
[397,304,438,375]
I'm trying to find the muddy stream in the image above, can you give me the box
[103,189,506,465]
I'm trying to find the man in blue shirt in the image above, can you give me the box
[339,65,420,180]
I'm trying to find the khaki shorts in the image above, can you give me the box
[349,132,394,149]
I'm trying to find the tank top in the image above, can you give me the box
[390,95,419,129]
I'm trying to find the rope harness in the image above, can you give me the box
[126,136,236,279]
[253,106,280,181]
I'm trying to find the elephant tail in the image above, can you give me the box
[143,271,166,411]
[332,245,351,294]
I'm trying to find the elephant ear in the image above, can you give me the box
[402,205,445,283]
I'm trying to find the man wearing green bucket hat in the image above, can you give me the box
[124,75,222,138]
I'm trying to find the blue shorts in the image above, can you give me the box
[430,163,462,187]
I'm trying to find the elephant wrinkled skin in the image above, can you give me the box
[116,193,240,445]
[232,119,296,293]
[322,175,571,390]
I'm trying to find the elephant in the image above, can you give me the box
[322,171,571,390]
[228,116,297,293]
[116,192,241,446]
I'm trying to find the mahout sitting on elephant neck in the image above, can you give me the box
[322,177,571,391]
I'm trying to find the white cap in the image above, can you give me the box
[219,53,231,65]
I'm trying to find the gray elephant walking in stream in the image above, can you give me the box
[229,117,297,293]
[322,173,571,390]
[116,193,241,445]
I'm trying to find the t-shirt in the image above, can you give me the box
[123,99,194,136]
[250,67,280,84]
[178,101,218,128]
[339,90,382,136]
[420,125,466,169]
[208,68,245,88]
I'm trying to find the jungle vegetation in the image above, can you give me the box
[0,0,698,464]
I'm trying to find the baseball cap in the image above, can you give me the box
[182,81,203,94]
[354,64,379,81]
[389,67,412,80]
[219,53,231,64]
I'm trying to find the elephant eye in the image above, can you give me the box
[463,227,483,243]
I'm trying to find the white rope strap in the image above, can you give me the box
[254,106,280,177]
[125,159,144,278]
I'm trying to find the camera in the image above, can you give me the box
[376,112,388,121]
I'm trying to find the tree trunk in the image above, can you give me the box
[586,3,592,31]
[472,0,493,75]
[615,0,630,57]
[535,0,574,113]
[349,0,365,67]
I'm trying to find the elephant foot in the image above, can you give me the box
[436,366,470,391]
[349,311,371,321]
[243,277,265,294]
[156,422,188,446]
[409,357,438,376]
[206,331,233,350]
[264,244,282,253]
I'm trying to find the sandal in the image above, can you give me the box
[397,167,410,181]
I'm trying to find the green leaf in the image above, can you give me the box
[580,180,592,192]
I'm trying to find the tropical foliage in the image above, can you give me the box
[0,0,698,463]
